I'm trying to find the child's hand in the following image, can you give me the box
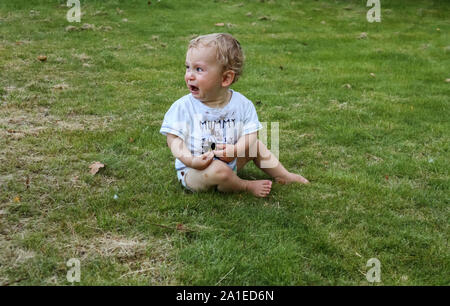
[213,144,236,163]
[191,151,214,170]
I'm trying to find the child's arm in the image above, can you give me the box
[213,132,257,162]
[166,133,214,170]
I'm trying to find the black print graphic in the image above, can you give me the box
[199,118,236,154]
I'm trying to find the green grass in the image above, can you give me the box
[0,0,449,285]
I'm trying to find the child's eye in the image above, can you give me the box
[196,67,203,72]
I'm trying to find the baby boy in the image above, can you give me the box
[160,33,308,197]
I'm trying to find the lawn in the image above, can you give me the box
[0,0,448,285]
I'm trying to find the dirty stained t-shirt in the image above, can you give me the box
[160,89,262,171]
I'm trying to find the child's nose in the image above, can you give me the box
[186,70,195,80]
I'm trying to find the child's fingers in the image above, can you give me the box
[215,143,226,150]
[213,149,225,157]
[202,151,214,160]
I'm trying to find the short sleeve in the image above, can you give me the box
[159,101,188,141]
[242,101,263,135]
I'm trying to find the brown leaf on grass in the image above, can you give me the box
[65,25,78,32]
[176,223,185,231]
[37,55,47,62]
[81,23,95,30]
[13,196,21,203]
[176,223,194,232]
[215,23,225,27]
[53,83,69,90]
[89,161,105,175]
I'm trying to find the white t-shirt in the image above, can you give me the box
[160,89,262,171]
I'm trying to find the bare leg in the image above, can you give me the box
[237,140,309,184]
[185,160,272,197]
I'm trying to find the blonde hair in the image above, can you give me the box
[188,33,244,84]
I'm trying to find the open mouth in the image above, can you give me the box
[189,85,199,94]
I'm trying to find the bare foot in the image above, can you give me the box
[245,180,272,197]
[275,173,309,185]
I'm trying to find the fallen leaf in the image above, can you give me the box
[81,23,94,30]
[89,161,105,175]
[445,78,450,83]
[13,196,21,203]
[37,55,47,62]
[342,83,352,89]
[176,223,184,231]
[359,32,368,39]
[53,83,69,90]
[370,73,376,77]
[129,137,134,143]
[215,23,225,27]
[385,175,389,180]
[65,25,78,32]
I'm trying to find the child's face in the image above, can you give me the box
[185,45,225,101]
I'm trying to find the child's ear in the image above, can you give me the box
[222,70,235,87]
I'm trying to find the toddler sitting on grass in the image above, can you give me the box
[160,33,308,197]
